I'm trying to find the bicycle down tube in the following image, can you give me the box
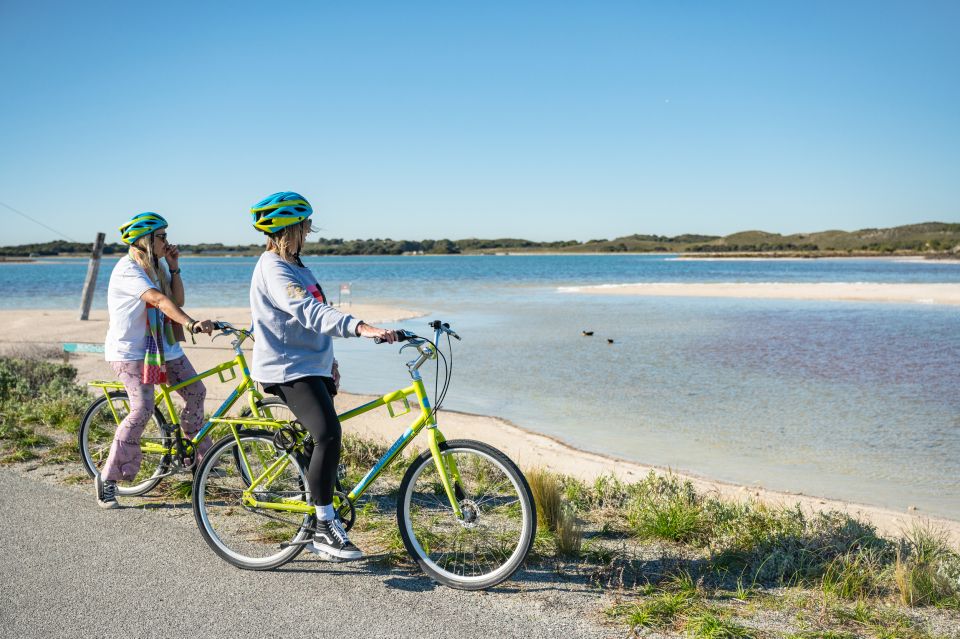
[240,355,465,519]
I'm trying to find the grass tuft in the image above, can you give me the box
[527,468,583,557]
[42,441,79,464]
[821,547,888,600]
[684,608,757,638]
[527,468,563,531]
[891,522,960,609]
[625,472,709,544]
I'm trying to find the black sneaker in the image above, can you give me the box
[309,518,363,560]
[94,474,119,509]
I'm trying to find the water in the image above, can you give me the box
[3,254,959,518]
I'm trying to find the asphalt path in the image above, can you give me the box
[0,468,615,639]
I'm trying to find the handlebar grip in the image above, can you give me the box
[374,329,411,344]
[191,321,226,334]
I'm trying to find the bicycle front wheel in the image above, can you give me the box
[193,430,313,570]
[78,391,172,496]
[397,439,536,590]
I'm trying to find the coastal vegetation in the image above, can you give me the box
[3,222,958,258]
[3,355,959,638]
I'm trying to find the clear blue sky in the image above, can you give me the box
[1,1,958,245]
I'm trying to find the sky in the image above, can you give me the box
[1,1,958,245]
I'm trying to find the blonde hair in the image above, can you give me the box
[266,220,310,264]
[128,234,172,298]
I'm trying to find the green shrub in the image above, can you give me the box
[0,421,54,463]
[711,506,891,585]
[0,358,80,399]
[626,474,708,544]
[892,523,960,608]
[0,358,91,432]
[821,547,888,600]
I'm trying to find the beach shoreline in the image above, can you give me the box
[559,281,960,305]
[1,305,958,545]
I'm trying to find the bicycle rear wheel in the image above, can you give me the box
[240,396,297,422]
[193,430,313,570]
[78,392,172,496]
[397,439,536,590]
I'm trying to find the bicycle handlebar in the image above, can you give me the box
[374,329,414,345]
[373,321,460,345]
[191,320,254,343]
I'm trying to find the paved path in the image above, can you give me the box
[0,468,616,639]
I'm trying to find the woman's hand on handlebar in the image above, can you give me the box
[189,319,217,335]
[358,323,397,344]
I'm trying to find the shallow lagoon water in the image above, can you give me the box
[2,255,959,517]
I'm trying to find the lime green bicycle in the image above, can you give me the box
[191,320,537,590]
[78,323,293,496]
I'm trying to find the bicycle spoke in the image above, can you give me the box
[195,434,311,567]
[399,442,535,588]
[79,393,171,496]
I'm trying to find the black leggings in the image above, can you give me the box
[263,376,340,506]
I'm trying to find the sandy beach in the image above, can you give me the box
[559,281,960,305]
[1,305,958,545]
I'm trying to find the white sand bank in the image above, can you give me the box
[559,282,960,305]
[0,305,423,385]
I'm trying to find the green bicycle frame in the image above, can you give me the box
[88,330,277,458]
[240,341,466,519]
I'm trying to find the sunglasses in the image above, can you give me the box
[154,233,168,242]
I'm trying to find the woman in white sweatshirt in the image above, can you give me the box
[249,191,396,560]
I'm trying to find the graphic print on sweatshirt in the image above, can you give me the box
[306,284,327,304]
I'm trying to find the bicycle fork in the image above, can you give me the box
[427,428,466,519]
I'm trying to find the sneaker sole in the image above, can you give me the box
[305,545,344,561]
[97,500,120,510]
[307,543,363,561]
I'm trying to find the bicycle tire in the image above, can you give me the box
[77,391,172,496]
[239,396,296,421]
[397,439,536,590]
[193,429,313,571]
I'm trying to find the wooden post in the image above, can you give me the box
[79,232,106,320]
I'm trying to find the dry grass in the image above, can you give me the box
[527,467,583,557]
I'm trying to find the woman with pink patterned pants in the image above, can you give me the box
[102,357,208,482]
[97,213,215,509]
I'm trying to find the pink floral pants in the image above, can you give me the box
[101,356,208,481]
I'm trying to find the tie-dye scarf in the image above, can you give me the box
[143,303,176,384]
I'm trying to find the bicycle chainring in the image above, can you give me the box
[334,490,355,531]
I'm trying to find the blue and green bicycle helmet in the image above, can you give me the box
[251,191,313,234]
[119,212,168,245]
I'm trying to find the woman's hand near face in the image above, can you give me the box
[165,244,180,270]
[357,323,397,343]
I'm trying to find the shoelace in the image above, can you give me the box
[327,519,351,546]
[102,481,117,501]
